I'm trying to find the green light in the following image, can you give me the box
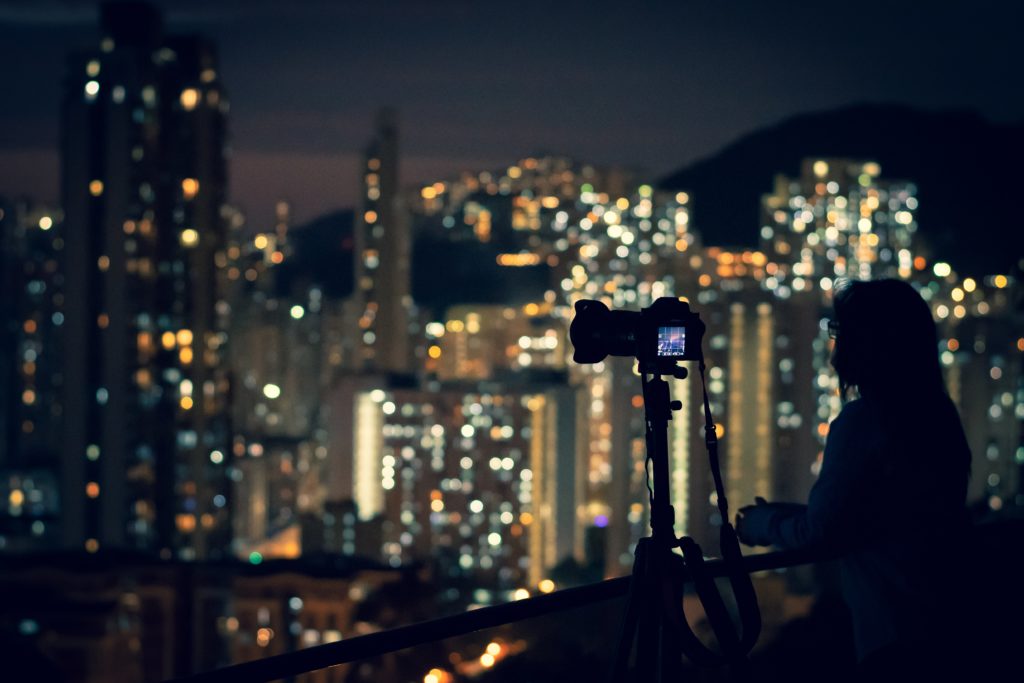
[580,183,594,193]
[639,184,652,197]
[249,551,263,565]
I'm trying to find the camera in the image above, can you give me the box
[569,297,705,366]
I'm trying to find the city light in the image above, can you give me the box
[1,6,1021,680]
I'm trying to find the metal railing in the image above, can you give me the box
[168,545,835,683]
[168,517,1024,683]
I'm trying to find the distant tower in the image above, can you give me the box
[351,109,412,373]
[60,2,232,559]
[0,199,65,551]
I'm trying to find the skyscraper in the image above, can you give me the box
[60,2,232,559]
[0,199,65,551]
[350,109,412,374]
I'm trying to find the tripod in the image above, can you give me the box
[610,363,761,682]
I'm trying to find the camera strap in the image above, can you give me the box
[663,361,761,668]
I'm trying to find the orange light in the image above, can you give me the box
[271,251,284,264]
[428,345,442,359]
[161,331,176,350]
[913,256,927,271]
[180,88,199,110]
[86,482,100,498]
[364,210,378,223]
[947,339,959,351]
[631,395,644,408]
[181,178,200,199]
[519,512,534,525]
[179,347,194,365]
[176,329,194,346]
[23,319,37,334]
[180,396,194,410]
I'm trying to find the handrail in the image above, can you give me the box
[168,545,833,683]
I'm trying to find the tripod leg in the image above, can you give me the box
[611,543,648,682]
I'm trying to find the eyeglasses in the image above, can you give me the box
[827,319,840,339]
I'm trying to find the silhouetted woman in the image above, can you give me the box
[736,278,972,677]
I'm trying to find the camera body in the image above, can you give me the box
[570,297,705,368]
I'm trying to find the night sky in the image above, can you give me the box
[2,0,1022,226]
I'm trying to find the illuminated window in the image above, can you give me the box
[181,178,199,199]
[180,88,199,110]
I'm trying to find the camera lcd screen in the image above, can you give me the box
[657,326,686,357]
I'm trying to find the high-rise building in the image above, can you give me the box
[760,158,922,287]
[0,199,65,551]
[60,2,232,559]
[350,109,412,374]
[227,228,330,558]
[324,375,581,593]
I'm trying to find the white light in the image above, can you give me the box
[290,305,305,320]
[84,80,100,97]
[263,384,281,399]
[469,499,484,514]
[488,532,502,547]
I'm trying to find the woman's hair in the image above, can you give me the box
[831,279,945,400]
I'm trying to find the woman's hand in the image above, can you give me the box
[736,497,775,547]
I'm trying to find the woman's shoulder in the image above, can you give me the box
[830,399,892,451]
[834,398,875,426]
